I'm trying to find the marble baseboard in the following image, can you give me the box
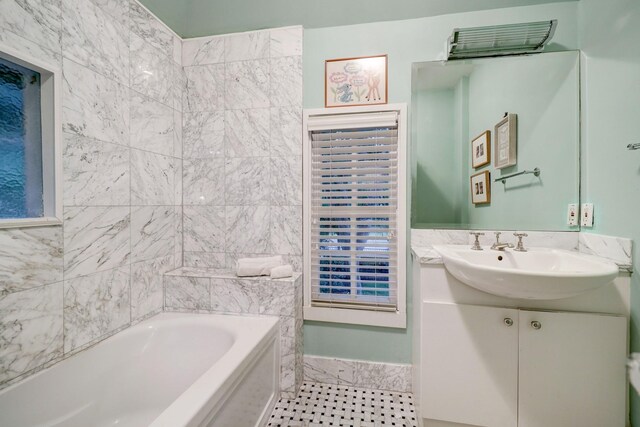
[303,355,412,393]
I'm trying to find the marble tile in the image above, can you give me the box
[224,31,269,62]
[131,255,174,321]
[88,0,129,27]
[130,92,175,157]
[129,0,173,58]
[164,276,210,311]
[172,34,182,64]
[270,56,302,107]
[173,206,183,268]
[173,109,183,159]
[474,230,579,251]
[0,29,61,69]
[183,252,226,268]
[410,228,469,248]
[271,205,302,256]
[61,0,129,85]
[270,107,302,156]
[130,32,173,107]
[131,149,176,205]
[303,355,355,385]
[173,158,183,206]
[261,280,296,316]
[183,111,225,159]
[62,58,129,147]
[0,0,61,53]
[579,232,633,269]
[209,278,263,314]
[0,282,63,384]
[0,226,63,294]
[224,109,270,157]
[270,156,302,205]
[131,206,175,263]
[173,62,186,112]
[225,60,269,109]
[64,266,130,352]
[63,133,130,206]
[183,206,226,253]
[225,206,270,254]
[411,247,443,265]
[182,36,224,66]
[225,157,270,205]
[63,206,130,279]
[270,27,303,58]
[184,64,225,112]
[183,158,225,205]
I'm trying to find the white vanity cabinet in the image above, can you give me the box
[412,261,631,427]
[421,303,626,427]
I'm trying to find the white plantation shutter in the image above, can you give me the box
[307,111,400,312]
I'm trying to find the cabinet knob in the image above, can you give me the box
[531,321,542,330]
[504,317,514,327]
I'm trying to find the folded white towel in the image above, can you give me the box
[270,264,293,279]
[236,256,283,277]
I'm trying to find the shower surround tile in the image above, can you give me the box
[131,149,177,205]
[0,0,62,53]
[182,36,224,66]
[165,276,210,311]
[270,156,302,205]
[63,133,130,206]
[270,27,303,58]
[225,60,270,109]
[130,92,176,157]
[270,56,303,107]
[183,206,226,253]
[63,206,130,279]
[0,29,61,69]
[271,206,302,256]
[184,64,225,112]
[224,109,270,157]
[61,0,129,85]
[88,0,129,27]
[183,158,225,205]
[129,0,173,58]
[224,31,269,62]
[0,283,63,384]
[131,255,174,321]
[131,206,175,263]
[225,206,270,254]
[62,58,130,147]
[0,226,63,295]
[225,157,271,205]
[183,111,225,159]
[63,266,130,352]
[270,107,302,156]
[130,32,173,107]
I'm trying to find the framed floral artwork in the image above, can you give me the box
[471,130,491,168]
[325,54,388,108]
[470,171,491,204]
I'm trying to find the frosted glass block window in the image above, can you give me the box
[0,57,44,219]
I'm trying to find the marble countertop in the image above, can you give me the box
[165,267,301,282]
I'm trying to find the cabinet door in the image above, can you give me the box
[518,310,627,427]
[422,303,518,427]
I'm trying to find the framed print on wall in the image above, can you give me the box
[325,54,388,108]
[471,130,491,168]
[494,113,517,169]
[470,171,491,204]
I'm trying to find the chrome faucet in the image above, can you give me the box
[513,232,528,252]
[491,232,514,251]
[469,232,485,251]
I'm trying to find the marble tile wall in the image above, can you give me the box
[0,0,183,388]
[180,27,303,271]
[164,268,304,397]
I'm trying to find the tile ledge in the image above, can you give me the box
[165,266,301,281]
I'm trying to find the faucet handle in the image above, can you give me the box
[469,232,484,251]
[513,232,528,252]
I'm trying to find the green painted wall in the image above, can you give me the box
[303,2,579,363]
[577,0,640,423]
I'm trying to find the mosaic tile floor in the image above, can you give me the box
[268,382,418,427]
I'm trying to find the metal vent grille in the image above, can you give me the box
[447,20,557,60]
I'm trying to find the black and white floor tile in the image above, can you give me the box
[268,382,418,427]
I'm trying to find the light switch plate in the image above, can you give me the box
[567,203,578,226]
[581,203,594,227]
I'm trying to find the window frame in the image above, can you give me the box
[0,42,62,229]
[303,103,407,329]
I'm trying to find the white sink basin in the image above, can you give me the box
[433,245,619,300]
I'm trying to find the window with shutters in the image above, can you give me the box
[303,104,407,328]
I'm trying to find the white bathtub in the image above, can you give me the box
[0,313,280,427]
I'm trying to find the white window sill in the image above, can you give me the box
[304,306,407,329]
[0,217,63,229]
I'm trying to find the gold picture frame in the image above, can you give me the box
[470,171,491,204]
[494,113,517,169]
[471,130,491,168]
[325,54,388,108]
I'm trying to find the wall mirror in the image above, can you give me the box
[411,50,580,231]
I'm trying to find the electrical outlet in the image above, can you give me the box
[567,203,578,226]
[581,203,594,227]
